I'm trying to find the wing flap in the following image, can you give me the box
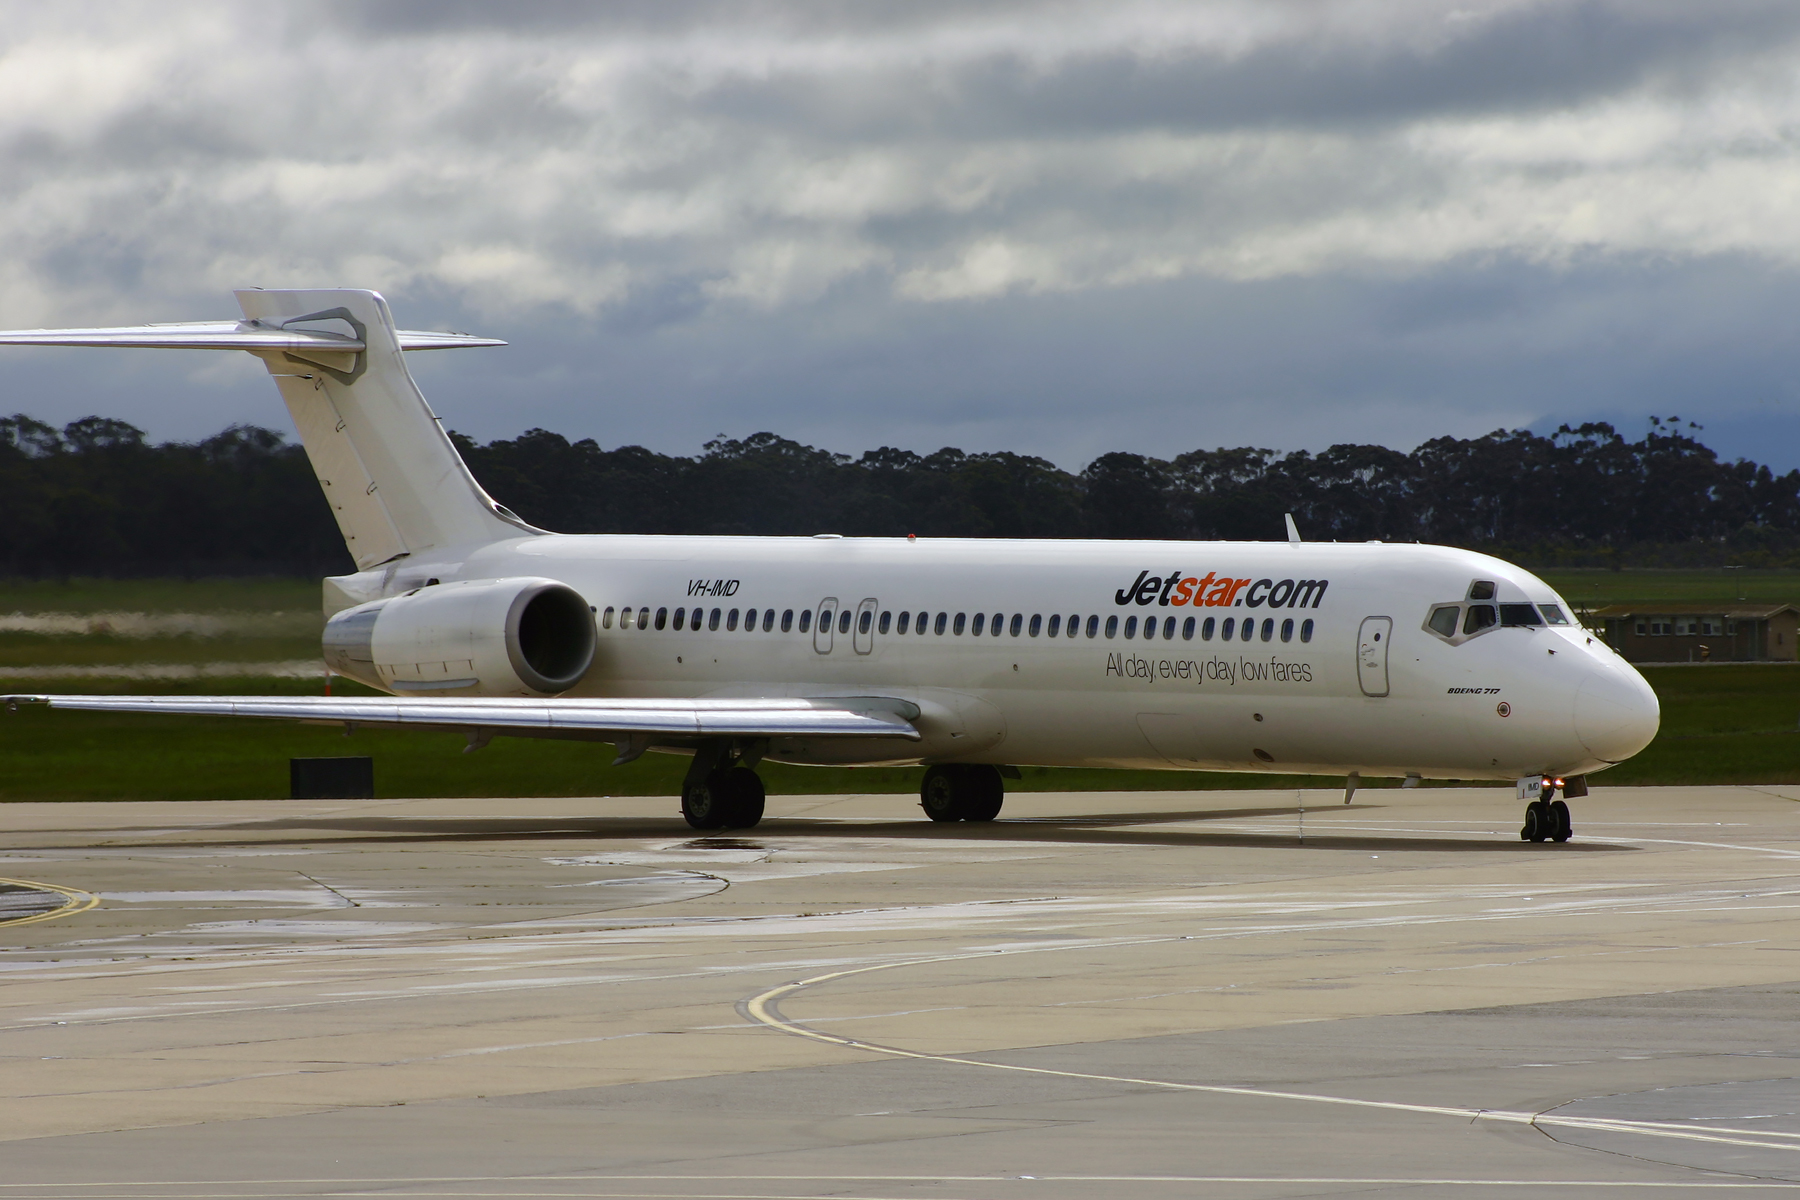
[3,694,919,740]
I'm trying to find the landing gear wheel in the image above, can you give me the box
[920,765,965,822]
[720,766,765,830]
[1549,798,1571,843]
[683,767,766,830]
[919,765,1006,822]
[1520,800,1549,843]
[682,773,730,830]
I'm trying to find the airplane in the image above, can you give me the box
[0,289,1659,840]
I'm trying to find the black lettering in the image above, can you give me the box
[1292,579,1328,609]
[1157,571,1181,606]
[1245,579,1272,608]
[1268,579,1294,608]
[1116,570,1149,606]
[1135,574,1161,606]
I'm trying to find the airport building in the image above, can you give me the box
[1589,603,1800,663]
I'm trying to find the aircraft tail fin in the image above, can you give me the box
[0,289,535,570]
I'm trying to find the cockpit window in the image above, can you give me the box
[1499,603,1541,627]
[1462,604,1497,635]
[1539,604,1570,625]
[1468,581,1496,601]
[1427,606,1460,638]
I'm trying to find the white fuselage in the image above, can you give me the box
[346,533,1661,782]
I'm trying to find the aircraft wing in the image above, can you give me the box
[2,694,920,741]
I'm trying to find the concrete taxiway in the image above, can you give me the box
[1,784,1798,1198]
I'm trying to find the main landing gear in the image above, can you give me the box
[1520,775,1584,843]
[680,739,767,830]
[920,764,1005,823]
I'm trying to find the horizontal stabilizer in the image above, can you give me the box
[0,321,504,352]
[4,694,921,741]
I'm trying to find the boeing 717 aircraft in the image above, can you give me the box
[0,290,1659,839]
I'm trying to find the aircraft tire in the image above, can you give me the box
[1549,799,1572,843]
[721,766,765,829]
[960,765,1005,822]
[681,775,731,830]
[920,765,967,822]
[1520,803,1545,843]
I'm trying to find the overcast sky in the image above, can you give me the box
[2,0,1799,470]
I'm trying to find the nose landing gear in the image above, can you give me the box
[1520,779,1574,843]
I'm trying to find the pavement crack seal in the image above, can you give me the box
[745,954,1800,1159]
[0,876,98,928]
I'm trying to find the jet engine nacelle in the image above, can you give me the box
[323,576,595,696]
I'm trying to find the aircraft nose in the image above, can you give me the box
[1574,664,1660,763]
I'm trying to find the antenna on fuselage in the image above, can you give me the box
[1284,513,1302,544]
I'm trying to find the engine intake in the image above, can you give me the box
[323,576,595,696]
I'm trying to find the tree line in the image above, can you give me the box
[0,412,1794,578]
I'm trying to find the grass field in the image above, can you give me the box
[0,574,1792,801]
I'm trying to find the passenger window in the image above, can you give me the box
[1280,618,1293,642]
[1029,614,1042,637]
[1427,606,1459,638]
[620,607,634,629]
[1221,617,1235,640]
[879,611,891,634]
[1010,613,1024,636]
[1086,614,1099,638]
[1301,618,1313,643]
[1047,614,1061,638]
[1201,617,1214,640]
[1240,618,1254,642]
[992,613,1004,637]
[727,609,740,631]
[1068,614,1080,638]
[655,607,668,631]
[838,610,852,634]
[638,607,650,630]
[897,610,911,633]
[1260,618,1273,642]
[1124,616,1138,638]
[1105,615,1119,638]
[743,608,756,630]
[1183,616,1196,640]
[1463,604,1497,634]
[1499,604,1540,627]
[1164,616,1176,640]
[765,609,777,632]
[860,610,873,634]
[1468,581,1496,601]
[972,613,986,636]
[711,608,723,631]
[673,607,687,631]
[601,606,615,629]
[798,609,812,633]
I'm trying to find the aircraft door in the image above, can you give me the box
[1357,616,1392,697]
[853,598,878,654]
[813,598,838,654]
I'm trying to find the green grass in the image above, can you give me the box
[1537,568,1800,610]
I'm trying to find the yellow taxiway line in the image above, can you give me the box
[0,876,99,927]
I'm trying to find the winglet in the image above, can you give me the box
[1285,513,1302,543]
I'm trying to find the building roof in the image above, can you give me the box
[1587,603,1799,619]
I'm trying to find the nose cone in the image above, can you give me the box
[1575,665,1660,763]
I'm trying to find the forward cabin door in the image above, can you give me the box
[1357,616,1392,698]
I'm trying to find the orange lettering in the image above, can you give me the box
[1172,577,1197,606]
[1226,578,1252,605]
[1203,579,1234,606]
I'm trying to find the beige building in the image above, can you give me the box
[1590,603,1800,663]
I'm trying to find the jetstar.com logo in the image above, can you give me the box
[1113,570,1328,610]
